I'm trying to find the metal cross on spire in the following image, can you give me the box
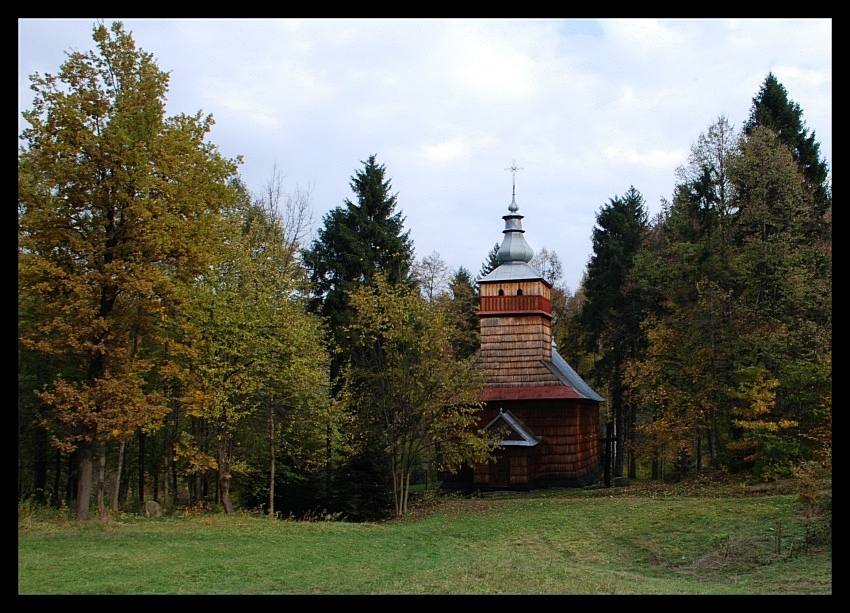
[504,159,524,199]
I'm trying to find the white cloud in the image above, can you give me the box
[18,18,831,292]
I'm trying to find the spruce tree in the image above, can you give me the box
[478,242,501,280]
[301,154,414,518]
[579,186,649,477]
[445,266,480,360]
[303,154,414,379]
[744,73,831,216]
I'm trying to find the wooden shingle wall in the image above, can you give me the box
[478,316,555,386]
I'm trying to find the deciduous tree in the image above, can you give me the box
[530,247,570,345]
[18,21,239,520]
[184,179,334,514]
[413,250,450,302]
[343,273,491,517]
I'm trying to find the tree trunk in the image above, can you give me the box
[218,436,234,514]
[97,440,107,517]
[194,472,201,505]
[696,430,703,472]
[119,454,131,506]
[268,397,275,518]
[51,448,61,507]
[34,427,48,505]
[113,439,126,512]
[169,396,179,511]
[152,456,159,505]
[171,444,179,508]
[138,430,146,503]
[707,283,720,470]
[628,404,637,479]
[603,422,613,487]
[67,449,79,505]
[325,423,332,508]
[162,447,170,513]
[76,441,93,521]
[709,404,719,469]
[403,467,411,516]
[391,460,400,517]
[614,401,624,477]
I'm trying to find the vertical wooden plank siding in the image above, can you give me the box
[479,294,552,314]
[480,281,551,299]
[476,402,600,482]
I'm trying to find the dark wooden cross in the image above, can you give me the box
[598,421,618,488]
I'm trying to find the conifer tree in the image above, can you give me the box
[744,73,831,218]
[444,266,480,360]
[478,243,501,280]
[303,154,414,381]
[579,187,649,477]
[301,155,414,518]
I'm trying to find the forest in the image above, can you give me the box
[18,22,831,523]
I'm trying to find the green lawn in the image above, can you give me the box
[18,481,831,595]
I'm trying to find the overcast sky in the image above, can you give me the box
[18,18,832,292]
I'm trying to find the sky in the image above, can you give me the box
[18,18,832,293]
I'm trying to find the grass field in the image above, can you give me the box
[17,477,831,595]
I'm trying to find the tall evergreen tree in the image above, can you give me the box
[443,266,480,360]
[579,186,649,477]
[477,243,501,280]
[301,154,414,518]
[303,154,414,382]
[744,73,831,218]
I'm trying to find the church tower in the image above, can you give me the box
[477,178,556,388]
[442,162,603,491]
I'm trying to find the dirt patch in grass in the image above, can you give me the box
[690,535,775,570]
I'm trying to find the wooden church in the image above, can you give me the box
[443,176,604,491]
